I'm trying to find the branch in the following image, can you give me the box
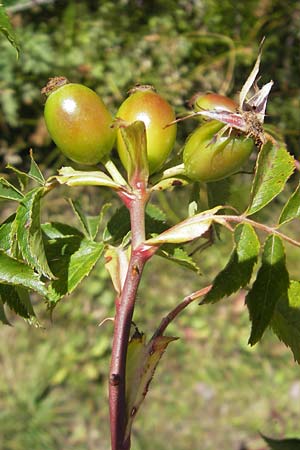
[217,215,300,248]
[152,285,212,339]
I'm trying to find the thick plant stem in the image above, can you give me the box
[109,190,148,450]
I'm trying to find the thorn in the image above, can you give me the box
[98,317,115,327]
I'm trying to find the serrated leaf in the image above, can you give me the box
[0,4,20,56]
[262,434,300,450]
[28,151,45,184]
[41,222,83,239]
[0,250,47,297]
[203,224,260,303]
[145,206,224,245]
[279,183,300,225]
[246,142,294,215]
[246,235,289,345]
[271,281,300,363]
[125,332,177,441]
[0,214,15,251]
[6,164,29,191]
[68,198,103,240]
[46,237,104,304]
[0,284,35,320]
[54,166,121,189]
[14,187,54,278]
[0,177,23,201]
[157,246,200,273]
[103,206,131,243]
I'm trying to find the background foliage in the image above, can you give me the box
[0,1,300,449]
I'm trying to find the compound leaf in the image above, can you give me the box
[279,183,300,225]
[246,234,289,345]
[14,187,54,278]
[271,280,300,363]
[203,224,260,303]
[0,250,47,297]
[246,142,294,216]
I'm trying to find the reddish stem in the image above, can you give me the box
[109,187,149,450]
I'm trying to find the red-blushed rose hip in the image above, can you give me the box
[43,78,115,165]
[116,85,177,174]
[191,93,238,114]
[183,120,254,182]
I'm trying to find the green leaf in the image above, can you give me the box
[0,177,23,201]
[203,224,260,303]
[246,235,289,345]
[119,120,149,184]
[46,236,104,304]
[14,187,54,278]
[262,434,300,450]
[41,222,83,239]
[0,250,47,297]
[157,246,200,273]
[145,206,224,245]
[125,332,177,441]
[28,151,45,184]
[0,4,20,56]
[279,183,300,225]
[54,166,121,189]
[68,198,103,240]
[0,284,35,320]
[246,142,294,216]
[103,206,131,243]
[0,214,15,251]
[271,281,300,363]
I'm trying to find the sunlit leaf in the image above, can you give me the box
[145,206,223,245]
[279,183,300,225]
[14,187,54,278]
[246,142,294,215]
[0,4,20,56]
[271,281,300,363]
[28,150,45,184]
[0,177,23,201]
[0,214,15,252]
[46,236,104,304]
[157,246,200,273]
[203,224,260,303]
[54,166,121,189]
[246,235,289,345]
[0,250,47,297]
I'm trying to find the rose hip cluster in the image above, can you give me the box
[42,78,254,182]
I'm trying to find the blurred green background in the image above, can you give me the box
[0,1,300,449]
